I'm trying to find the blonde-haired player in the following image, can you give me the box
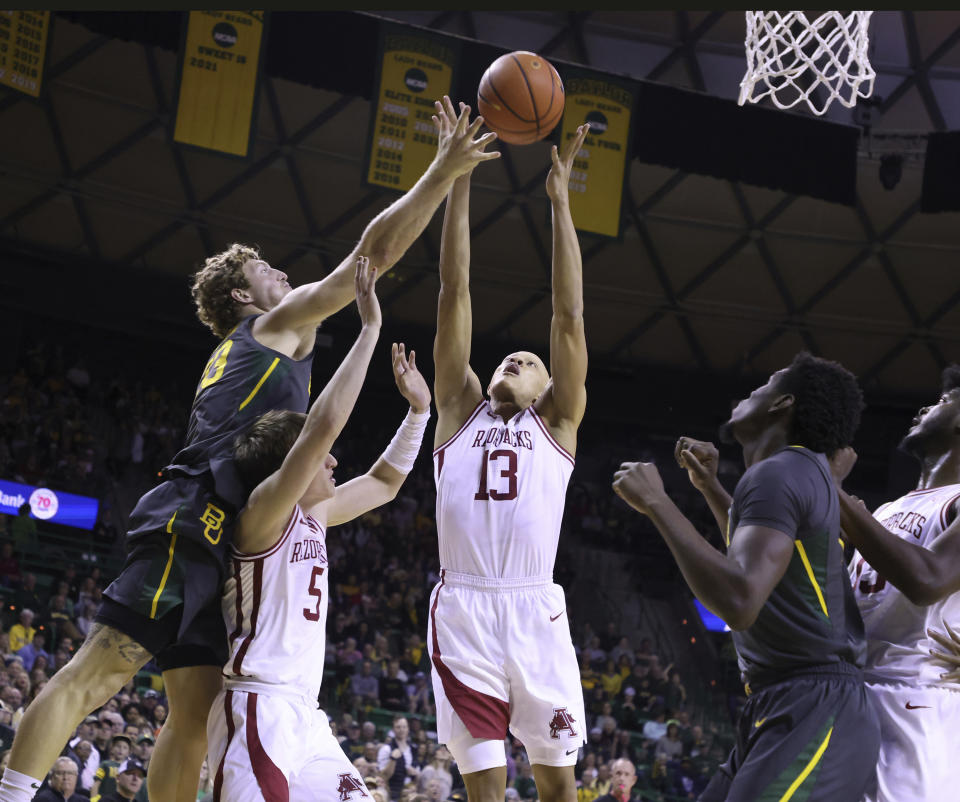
[429,97,590,802]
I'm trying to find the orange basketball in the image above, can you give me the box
[477,51,565,145]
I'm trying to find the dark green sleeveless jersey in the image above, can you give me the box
[165,314,315,508]
[728,446,867,687]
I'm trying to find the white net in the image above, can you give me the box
[739,11,876,116]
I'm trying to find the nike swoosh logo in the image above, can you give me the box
[550,610,565,622]
[566,749,578,755]
[753,717,767,728]
[905,702,931,709]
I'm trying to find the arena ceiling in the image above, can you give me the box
[2,11,960,399]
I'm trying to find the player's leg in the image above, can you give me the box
[722,672,879,802]
[461,766,508,802]
[427,577,511,802]
[504,582,584,802]
[208,689,302,802]
[290,709,376,802]
[149,600,228,802]
[0,623,149,800]
[531,765,577,802]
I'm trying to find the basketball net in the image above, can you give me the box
[739,11,876,116]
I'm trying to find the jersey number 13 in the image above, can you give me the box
[474,449,518,501]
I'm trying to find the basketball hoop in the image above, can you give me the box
[739,11,876,116]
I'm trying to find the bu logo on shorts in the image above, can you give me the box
[200,502,226,545]
[337,773,368,801]
[549,707,578,739]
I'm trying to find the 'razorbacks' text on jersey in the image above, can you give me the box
[433,401,574,579]
[851,484,960,689]
[222,505,329,699]
[169,315,315,508]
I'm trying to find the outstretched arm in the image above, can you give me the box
[235,257,381,553]
[613,461,794,630]
[257,97,500,339]
[839,489,960,606]
[537,125,590,452]
[327,343,431,526]
[434,102,485,444]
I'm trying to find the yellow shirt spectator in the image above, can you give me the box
[8,619,35,652]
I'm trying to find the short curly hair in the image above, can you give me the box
[941,364,960,395]
[775,352,864,454]
[190,243,260,338]
[233,409,307,493]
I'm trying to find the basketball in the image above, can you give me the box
[477,51,565,145]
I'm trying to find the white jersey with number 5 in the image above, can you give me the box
[433,400,574,579]
[222,505,330,699]
[850,484,960,689]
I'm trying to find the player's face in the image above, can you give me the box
[724,369,790,440]
[307,453,339,502]
[487,352,549,408]
[901,388,960,455]
[239,259,291,311]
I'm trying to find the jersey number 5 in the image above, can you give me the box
[475,449,518,501]
[303,565,325,621]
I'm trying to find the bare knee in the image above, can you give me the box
[532,765,577,802]
[463,767,507,802]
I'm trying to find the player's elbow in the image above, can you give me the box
[723,587,762,631]
[902,578,947,607]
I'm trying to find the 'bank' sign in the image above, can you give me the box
[0,479,99,531]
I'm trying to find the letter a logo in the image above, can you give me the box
[337,773,368,801]
[549,707,578,739]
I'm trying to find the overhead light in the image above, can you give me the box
[879,154,903,191]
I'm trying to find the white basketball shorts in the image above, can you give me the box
[207,683,371,802]
[427,570,586,774]
[862,681,960,802]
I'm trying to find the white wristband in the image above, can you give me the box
[382,407,430,474]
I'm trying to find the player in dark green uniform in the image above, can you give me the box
[612,352,880,802]
[0,99,500,802]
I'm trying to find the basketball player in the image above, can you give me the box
[428,96,590,802]
[208,258,431,800]
[833,364,960,802]
[612,353,880,802]
[0,100,498,802]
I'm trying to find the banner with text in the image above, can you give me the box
[0,479,99,531]
[560,73,635,238]
[365,27,457,191]
[0,11,50,98]
[174,11,265,157]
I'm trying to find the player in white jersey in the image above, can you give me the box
[206,257,433,801]
[836,364,960,802]
[429,97,590,802]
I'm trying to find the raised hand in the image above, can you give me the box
[612,461,668,516]
[432,96,500,179]
[355,255,381,330]
[392,342,430,414]
[546,123,589,202]
[674,437,720,493]
[828,446,858,486]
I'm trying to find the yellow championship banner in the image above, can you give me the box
[561,75,635,238]
[0,11,50,98]
[174,11,265,157]
[366,29,457,191]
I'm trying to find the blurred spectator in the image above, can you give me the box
[664,670,687,711]
[407,671,432,716]
[379,660,407,711]
[599,660,623,698]
[17,629,51,671]
[377,716,420,801]
[642,708,668,744]
[34,756,84,802]
[8,609,35,652]
[13,573,41,616]
[11,504,38,555]
[513,760,537,800]
[593,758,636,802]
[655,720,684,763]
[352,660,379,707]
[0,542,22,587]
[417,744,452,800]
